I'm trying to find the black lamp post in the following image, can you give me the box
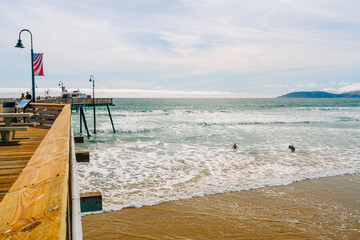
[89,75,96,134]
[15,29,35,103]
[58,81,64,97]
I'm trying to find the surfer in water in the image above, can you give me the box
[232,143,238,149]
[288,144,295,152]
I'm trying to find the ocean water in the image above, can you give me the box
[72,98,360,212]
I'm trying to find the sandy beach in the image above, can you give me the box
[82,174,360,239]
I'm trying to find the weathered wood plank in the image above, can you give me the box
[27,109,61,114]
[0,104,71,239]
[0,175,19,184]
[0,126,28,131]
[25,103,66,126]
[31,114,58,120]
[28,103,66,109]
[0,168,23,176]
[74,136,84,143]
[0,164,26,170]
[80,192,102,213]
[76,151,89,162]
[0,123,37,127]
[0,175,68,239]
[29,119,56,124]
[0,160,28,167]
[37,98,114,106]
[0,126,49,202]
[10,105,70,190]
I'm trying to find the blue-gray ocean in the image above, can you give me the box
[72,98,360,212]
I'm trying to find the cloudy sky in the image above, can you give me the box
[1,0,360,98]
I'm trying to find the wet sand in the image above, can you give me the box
[82,174,360,239]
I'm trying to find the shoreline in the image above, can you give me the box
[82,174,360,239]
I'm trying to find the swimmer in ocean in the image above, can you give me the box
[288,144,295,152]
[232,143,238,149]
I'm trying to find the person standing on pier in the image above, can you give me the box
[25,91,32,100]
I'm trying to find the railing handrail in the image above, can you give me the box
[70,124,83,239]
[0,104,72,239]
[37,97,113,106]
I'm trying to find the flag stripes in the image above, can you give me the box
[33,53,44,76]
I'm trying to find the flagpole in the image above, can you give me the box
[31,47,35,103]
[15,29,35,102]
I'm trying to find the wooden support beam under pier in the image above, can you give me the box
[74,136,84,143]
[76,151,90,162]
[80,192,102,213]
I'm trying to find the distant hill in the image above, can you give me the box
[278,91,360,98]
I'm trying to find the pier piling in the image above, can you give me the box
[107,104,116,133]
[80,107,91,138]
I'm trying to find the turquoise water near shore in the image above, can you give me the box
[72,98,360,212]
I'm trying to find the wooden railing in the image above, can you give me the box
[24,103,66,126]
[38,97,114,106]
[0,104,71,239]
[36,98,59,104]
[0,98,16,103]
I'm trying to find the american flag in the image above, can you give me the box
[33,53,44,76]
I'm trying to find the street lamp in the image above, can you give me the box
[45,89,50,98]
[15,29,36,103]
[58,81,64,96]
[89,75,96,134]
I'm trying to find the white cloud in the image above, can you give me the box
[338,83,360,93]
[92,89,234,98]
[159,31,201,55]
[0,88,234,98]
[323,87,337,93]
[101,79,157,89]
[339,82,350,86]
[306,83,317,87]
[1,0,360,95]
[5,0,359,74]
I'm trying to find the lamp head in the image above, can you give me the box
[15,39,24,48]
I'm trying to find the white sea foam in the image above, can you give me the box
[74,99,360,213]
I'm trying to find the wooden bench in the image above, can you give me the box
[0,126,28,142]
[0,123,37,127]
[0,113,33,142]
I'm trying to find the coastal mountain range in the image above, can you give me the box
[278,91,360,98]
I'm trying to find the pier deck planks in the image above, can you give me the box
[0,126,49,200]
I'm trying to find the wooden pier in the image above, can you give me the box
[38,97,114,108]
[0,103,83,239]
